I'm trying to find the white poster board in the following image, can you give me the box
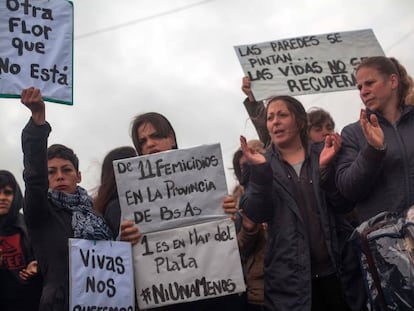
[114,144,227,234]
[234,29,385,100]
[0,0,73,105]
[134,218,246,309]
[69,239,135,311]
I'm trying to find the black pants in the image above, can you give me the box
[311,274,351,311]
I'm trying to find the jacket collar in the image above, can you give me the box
[366,103,414,125]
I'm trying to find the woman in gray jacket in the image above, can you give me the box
[335,56,414,222]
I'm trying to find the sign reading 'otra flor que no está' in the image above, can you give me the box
[0,0,73,104]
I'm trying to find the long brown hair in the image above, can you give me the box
[130,112,177,155]
[94,146,137,215]
[266,95,308,148]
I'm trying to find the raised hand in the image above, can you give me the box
[240,135,266,165]
[21,87,45,125]
[241,76,256,102]
[360,109,385,150]
[319,133,342,168]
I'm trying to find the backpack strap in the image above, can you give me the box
[360,221,389,311]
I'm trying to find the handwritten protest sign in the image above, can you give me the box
[134,218,246,309]
[69,239,135,311]
[234,29,385,100]
[0,0,73,104]
[114,144,227,234]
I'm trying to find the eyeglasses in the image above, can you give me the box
[0,189,13,196]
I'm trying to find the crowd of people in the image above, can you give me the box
[1,55,414,311]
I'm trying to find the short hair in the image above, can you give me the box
[266,95,308,147]
[47,144,79,171]
[130,112,177,155]
[307,108,335,131]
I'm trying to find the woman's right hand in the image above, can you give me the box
[21,87,46,125]
[240,135,266,165]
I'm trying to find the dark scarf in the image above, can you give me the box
[48,186,113,240]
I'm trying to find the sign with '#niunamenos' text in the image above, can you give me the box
[234,29,385,100]
[134,218,246,309]
[114,144,227,234]
[69,239,135,311]
[0,0,73,105]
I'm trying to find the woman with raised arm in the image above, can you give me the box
[21,87,113,311]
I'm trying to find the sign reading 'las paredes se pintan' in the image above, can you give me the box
[234,29,385,100]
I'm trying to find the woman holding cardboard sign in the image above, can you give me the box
[119,112,244,310]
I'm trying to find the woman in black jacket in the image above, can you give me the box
[20,87,113,311]
[239,95,349,311]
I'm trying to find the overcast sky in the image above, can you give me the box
[1,0,413,194]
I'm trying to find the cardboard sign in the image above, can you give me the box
[134,218,246,309]
[0,0,73,104]
[234,29,385,100]
[69,239,135,311]
[114,144,228,234]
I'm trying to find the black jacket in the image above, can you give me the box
[336,105,414,222]
[103,195,122,239]
[22,119,73,311]
[0,170,42,311]
[244,144,347,311]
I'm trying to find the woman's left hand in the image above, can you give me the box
[120,220,141,246]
